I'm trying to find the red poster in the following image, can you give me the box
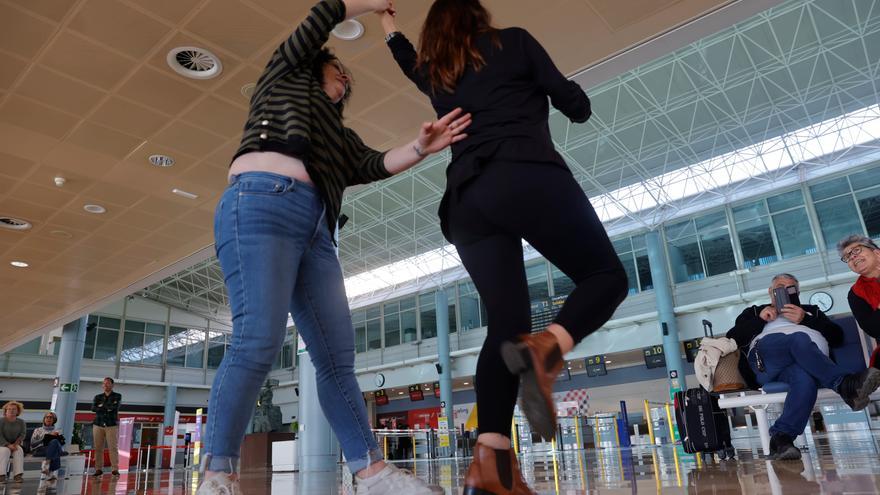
[407,407,440,430]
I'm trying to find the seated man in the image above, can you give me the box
[727,273,880,460]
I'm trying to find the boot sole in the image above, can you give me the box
[770,445,802,461]
[853,368,880,411]
[464,487,500,495]
[501,341,557,441]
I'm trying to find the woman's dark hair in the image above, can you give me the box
[417,0,499,94]
[311,47,353,112]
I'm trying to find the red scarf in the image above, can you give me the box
[853,275,880,310]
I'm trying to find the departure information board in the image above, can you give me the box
[643,345,666,369]
[586,355,607,377]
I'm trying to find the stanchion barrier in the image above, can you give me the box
[643,400,656,446]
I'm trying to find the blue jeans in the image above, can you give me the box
[748,332,847,438]
[33,439,63,471]
[204,172,382,474]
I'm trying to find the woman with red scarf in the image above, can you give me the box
[839,235,880,365]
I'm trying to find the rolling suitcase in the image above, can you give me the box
[673,387,735,458]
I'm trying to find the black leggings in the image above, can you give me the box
[448,161,628,436]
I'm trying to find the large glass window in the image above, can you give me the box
[612,235,652,293]
[458,281,482,331]
[851,168,880,238]
[352,310,367,353]
[419,292,442,339]
[667,211,736,282]
[366,306,382,351]
[383,302,401,348]
[767,190,815,259]
[120,320,165,365]
[812,178,863,248]
[166,326,206,369]
[551,266,575,298]
[733,201,776,268]
[207,332,229,369]
[400,297,418,343]
[526,262,550,303]
[84,315,120,361]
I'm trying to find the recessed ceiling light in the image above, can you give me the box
[149,154,175,168]
[398,391,404,395]
[172,188,199,200]
[331,19,364,41]
[463,382,469,385]
[10,261,29,268]
[49,230,72,239]
[83,204,106,214]
[241,83,256,100]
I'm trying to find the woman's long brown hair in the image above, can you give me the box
[417,0,499,94]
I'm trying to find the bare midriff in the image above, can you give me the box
[228,151,313,185]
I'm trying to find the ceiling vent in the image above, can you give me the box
[0,217,32,231]
[167,46,223,80]
[149,154,175,168]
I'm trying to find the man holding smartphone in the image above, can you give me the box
[727,273,880,460]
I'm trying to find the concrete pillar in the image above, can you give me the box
[645,231,686,400]
[53,317,88,442]
[435,289,455,455]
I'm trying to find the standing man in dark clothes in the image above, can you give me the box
[726,273,880,460]
[92,377,121,476]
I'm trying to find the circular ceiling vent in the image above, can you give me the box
[0,216,32,231]
[149,154,175,167]
[167,46,223,80]
[332,19,364,41]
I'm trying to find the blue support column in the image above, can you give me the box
[53,317,88,442]
[435,289,455,455]
[298,223,342,472]
[645,231,685,400]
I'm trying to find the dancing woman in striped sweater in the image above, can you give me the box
[198,1,469,493]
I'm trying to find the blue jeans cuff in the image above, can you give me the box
[346,448,384,474]
[207,455,238,473]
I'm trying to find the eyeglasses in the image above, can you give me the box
[841,245,869,263]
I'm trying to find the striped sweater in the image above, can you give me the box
[233,0,391,234]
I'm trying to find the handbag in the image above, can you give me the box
[713,349,747,392]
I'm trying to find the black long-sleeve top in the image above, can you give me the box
[387,28,590,241]
[91,392,122,427]
[849,288,880,340]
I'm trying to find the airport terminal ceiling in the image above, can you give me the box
[2,0,878,349]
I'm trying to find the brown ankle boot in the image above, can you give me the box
[501,331,564,441]
[464,443,535,495]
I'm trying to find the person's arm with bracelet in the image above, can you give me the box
[347,108,471,184]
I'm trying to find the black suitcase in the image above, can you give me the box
[673,387,734,457]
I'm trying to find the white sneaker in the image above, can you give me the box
[46,470,58,481]
[196,473,241,495]
[355,464,443,495]
[41,460,50,475]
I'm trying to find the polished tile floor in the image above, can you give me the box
[3,430,880,494]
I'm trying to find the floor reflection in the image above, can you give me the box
[4,430,880,494]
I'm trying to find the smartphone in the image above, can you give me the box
[773,287,789,312]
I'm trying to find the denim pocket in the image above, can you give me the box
[237,175,293,196]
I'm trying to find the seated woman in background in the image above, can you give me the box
[31,412,65,481]
[839,235,880,365]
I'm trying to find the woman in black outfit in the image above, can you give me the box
[381,1,628,492]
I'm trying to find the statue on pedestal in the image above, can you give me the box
[252,379,283,433]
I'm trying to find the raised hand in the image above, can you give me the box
[417,108,472,155]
